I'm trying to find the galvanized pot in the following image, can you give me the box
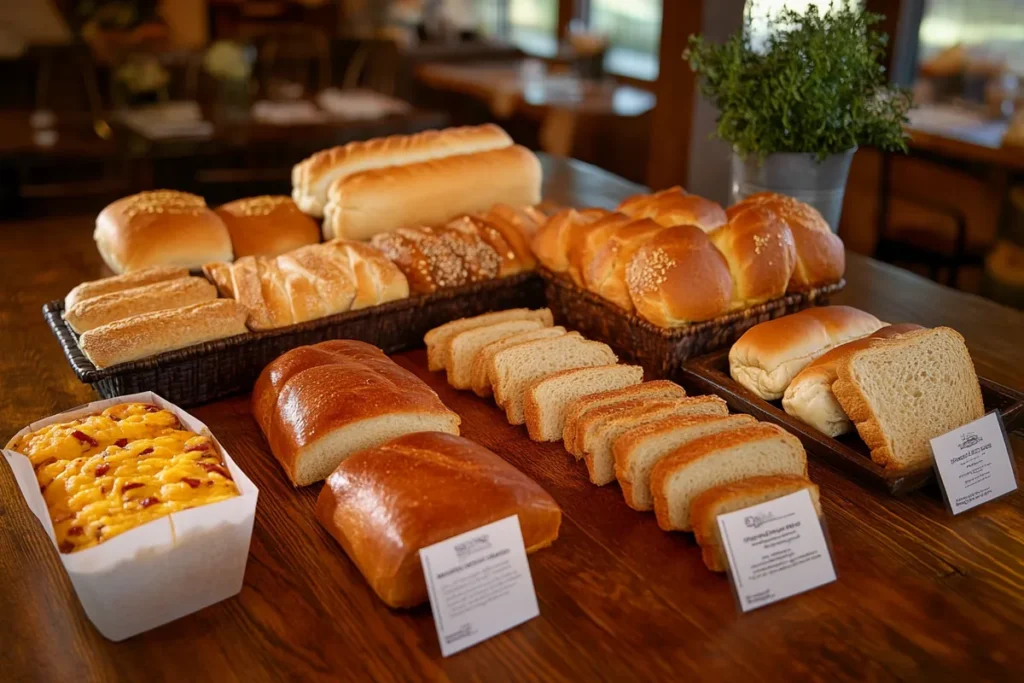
[730,148,856,232]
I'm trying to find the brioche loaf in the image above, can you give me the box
[446,319,548,389]
[690,475,820,572]
[63,276,216,333]
[315,432,561,608]
[832,327,984,472]
[650,423,808,531]
[322,145,542,241]
[424,308,553,372]
[729,306,884,400]
[782,323,924,437]
[618,186,727,232]
[252,340,461,486]
[489,334,618,425]
[626,225,734,326]
[292,124,513,218]
[579,397,729,485]
[65,266,188,310]
[565,213,634,288]
[530,208,610,273]
[94,190,233,273]
[470,326,568,397]
[617,186,687,216]
[583,217,665,311]
[523,364,643,441]
[563,380,688,456]
[709,203,796,309]
[482,203,548,241]
[215,195,320,258]
[614,414,758,510]
[79,299,248,368]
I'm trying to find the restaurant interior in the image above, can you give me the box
[2,0,1023,307]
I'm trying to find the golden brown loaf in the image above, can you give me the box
[332,240,411,310]
[709,203,797,308]
[782,323,924,437]
[322,145,542,241]
[370,224,499,294]
[94,190,234,273]
[314,432,561,608]
[78,299,248,368]
[63,276,216,334]
[565,213,634,288]
[64,265,189,310]
[729,306,884,400]
[618,186,727,232]
[483,203,548,241]
[626,225,734,326]
[727,192,845,290]
[292,124,513,218]
[530,207,610,273]
[583,217,665,312]
[215,195,320,258]
[252,340,461,487]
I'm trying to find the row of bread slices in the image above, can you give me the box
[425,308,821,572]
[532,187,846,327]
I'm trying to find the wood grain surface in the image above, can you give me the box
[1,157,1022,683]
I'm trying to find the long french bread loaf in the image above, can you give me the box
[63,276,216,333]
[65,265,189,310]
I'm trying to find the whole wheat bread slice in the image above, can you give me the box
[424,308,552,371]
[580,396,729,485]
[563,380,688,457]
[650,423,807,531]
[523,364,643,441]
[445,319,547,388]
[470,327,568,397]
[613,413,757,510]
[490,335,618,425]
[832,327,984,472]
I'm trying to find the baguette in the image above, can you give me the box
[65,266,189,310]
[79,299,248,368]
[323,145,542,241]
[63,276,217,334]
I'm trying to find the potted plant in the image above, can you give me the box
[686,2,911,231]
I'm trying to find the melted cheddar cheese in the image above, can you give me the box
[8,403,239,553]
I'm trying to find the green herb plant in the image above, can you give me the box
[686,2,911,161]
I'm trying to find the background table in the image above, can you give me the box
[1,156,1022,682]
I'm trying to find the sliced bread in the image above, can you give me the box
[490,336,618,425]
[690,475,820,572]
[470,326,568,397]
[563,380,688,456]
[613,413,757,510]
[445,319,547,388]
[832,327,984,472]
[650,423,807,531]
[523,364,644,442]
[424,308,553,371]
[580,396,729,485]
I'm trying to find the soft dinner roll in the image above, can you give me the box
[626,225,734,326]
[709,202,797,309]
[94,190,233,273]
[729,306,884,400]
[215,195,320,258]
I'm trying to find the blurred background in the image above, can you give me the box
[1,0,1023,307]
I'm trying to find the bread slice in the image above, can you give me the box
[563,380,688,456]
[424,308,553,371]
[490,336,618,425]
[523,365,643,441]
[832,327,984,472]
[651,423,807,531]
[471,327,567,397]
[614,413,758,510]
[445,319,547,388]
[690,475,820,572]
[580,396,729,486]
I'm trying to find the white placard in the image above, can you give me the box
[930,411,1018,515]
[419,515,540,657]
[717,489,837,613]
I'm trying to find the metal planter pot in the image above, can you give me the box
[730,148,857,232]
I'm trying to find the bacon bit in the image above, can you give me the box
[110,415,121,421]
[140,496,158,508]
[139,447,154,456]
[67,526,84,537]
[199,462,231,479]
[95,463,110,477]
[144,405,159,413]
[33,457,56,471]
[59,541,75,553]
[122,482,144,492]
[181,477,201,489]
[184,441,209,452]
[206,481,213,487]
[114,438,128,448]
[72,430,98,448]
[101,486,108,495]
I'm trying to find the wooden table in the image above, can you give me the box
[2,157,1023,682]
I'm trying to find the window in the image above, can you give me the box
[583,0,662,81]
[917,0,1024,73]
[477,0,559,57]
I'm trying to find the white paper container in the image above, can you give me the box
[2,392,258,641]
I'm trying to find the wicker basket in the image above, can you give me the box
[45,272,545,406]
[540,267,845,380]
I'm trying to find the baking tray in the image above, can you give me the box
[679,347,1024,495]
[44,272,545,407]
[540,267,845,380]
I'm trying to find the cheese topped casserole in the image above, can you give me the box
[7,403,239,553]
